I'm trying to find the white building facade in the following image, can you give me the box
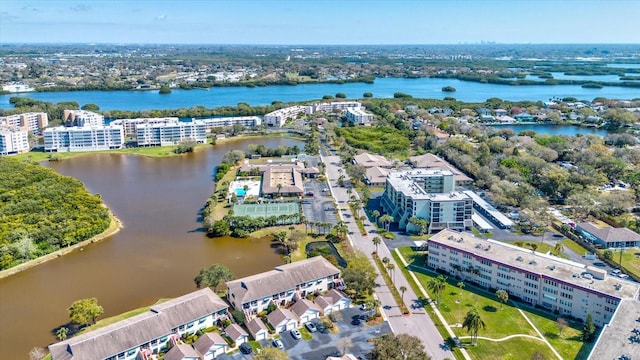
[381,169,473,233]
[64,110,104,127]
[110,117,180,137]
[136,121,207,146]
[428,230,640,326]
[44,125,124,152]
[200,116,262,129]
[264,106,313,127]
[345,107,374,125]
[0,127,30,155]
[0,112,48,135]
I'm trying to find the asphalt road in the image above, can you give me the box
[322,154,454,360]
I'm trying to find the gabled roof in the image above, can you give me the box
[290,299,321,317]
[246,317,268,338]
[164,343,199,360]
[267,308,298,327]
[365,166,390,184]
[323,289,348,304]
[578,222,640,243]
[225,323,247,341]
[49,288,228,360]
[353,152,392,168]
[226,256,340,307]
[193,332,226,355]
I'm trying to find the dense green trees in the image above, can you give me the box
[0,158,110,270]
[334,126,410,156]
[194,263,235,290]
[68,298,104,326]
[367,333,430,360]
[342,251,377,298]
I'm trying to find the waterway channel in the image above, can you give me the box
[2,77,639,111]
[0,137,303,358]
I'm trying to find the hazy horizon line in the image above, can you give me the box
[2,42,640,47]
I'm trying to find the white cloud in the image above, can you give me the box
[155,15,166,21]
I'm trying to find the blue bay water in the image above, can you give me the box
[1,77,639,111]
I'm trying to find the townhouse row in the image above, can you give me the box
[49,256,348,360]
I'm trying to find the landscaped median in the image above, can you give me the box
[393,246,595,360]
[371,253,409,315]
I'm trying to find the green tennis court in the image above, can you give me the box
[233,202,300,219]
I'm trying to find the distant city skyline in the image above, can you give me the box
[1,0,639,45]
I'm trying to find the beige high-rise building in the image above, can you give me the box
[0,112,48,135]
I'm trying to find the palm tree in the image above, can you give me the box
[462,308,486,346]
[386,262,396,282]
[372,236,382,253]
[372,210,380,225]
[379,214,394,231]
[56,327,68,341]
[554,242,565,255]
[399,286,407,303]
[427,275,447,307]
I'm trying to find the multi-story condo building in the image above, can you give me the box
[199,116,262,130]
[264,106,313,127]
[48,288,229,360]
[0,127,30,155]
[381,169,473,233]
[44,125,124,152]
[312,101,362,112]
[110,117,179,137]
[345,107,374,125]
[136,121,207,146]
[0,112,48,135]
[63,109,104,127]
[226,256,343,316]
[428,230,640,326]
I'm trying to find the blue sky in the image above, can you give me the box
[1,0,639,44]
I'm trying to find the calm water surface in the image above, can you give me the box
[488,123,610,137]
[0,137,302,358]
[1,77,639,111]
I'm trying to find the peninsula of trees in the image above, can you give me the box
[0,158,111,270]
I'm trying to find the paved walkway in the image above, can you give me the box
[515,306,563,360]
[458,334,543,342]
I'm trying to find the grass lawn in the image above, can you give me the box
[525,309,594,360]
[397,246,427,267]
[463,337,556,360]
[15,143,213,162]
[560,239,591,256]
[412,271,538,339]
[597,248,640,279]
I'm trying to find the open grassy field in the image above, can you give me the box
[597,248,640,279]
[463,337,556,360]
[560,239,591,256]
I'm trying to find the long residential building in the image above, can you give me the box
[64,110,104,127]
[48,288,229,360]
[380,169,473,233]
[44,125,124,152]
[136,121,207,146]
[0,112,48,135]
[428,229,640,326]
[110,117,180,137]
[0,127,30,155]
[226,256,343,316]
[264,101,363,127]
[199,116,262,129]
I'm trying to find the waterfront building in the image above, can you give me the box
[264,105,313,127]
[136,121,207,147]
[199,116,262,129]
[48,288,229,360]
[110,117,179,137]
[64,110,104,127]
[0,127,30,155]
[428,229,640,326]
[0,112,48,135]
[345,107,373,125]
[312,101,362,112]
[226,256,344,316]
[380,169,473,233]
[44,125,124,152]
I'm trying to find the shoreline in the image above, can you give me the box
[0,209,123,280]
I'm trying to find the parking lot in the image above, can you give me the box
[217,307,391,360]
[302,178,338,229]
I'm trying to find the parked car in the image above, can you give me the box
[351,318,362,326]
[272,339,284,350]
[316,322,327,333]
[291,329,302,340]
[305,322,317,332]
[239,342,253,354]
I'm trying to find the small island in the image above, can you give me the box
[442,86,456,92]
[159,85,172,94]
[582,83,604,89]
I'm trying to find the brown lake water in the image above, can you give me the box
[0,137,302,358]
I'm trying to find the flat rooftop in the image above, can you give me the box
[589,299,640,359]
[430,230,640,300]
